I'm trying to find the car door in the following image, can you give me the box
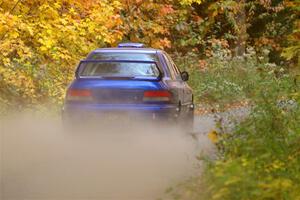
[165,54,193,111]
[161,53,184,105]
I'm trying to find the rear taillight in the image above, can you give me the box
[66,89,93,101]
[143,90,172,102]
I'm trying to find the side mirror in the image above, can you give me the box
[181,71,189,81]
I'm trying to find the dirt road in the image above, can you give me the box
[0,114,215,200]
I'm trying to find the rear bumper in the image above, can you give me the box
[62,103,179,121]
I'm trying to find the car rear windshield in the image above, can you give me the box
[88,53,158,61]
[79,61,160,78]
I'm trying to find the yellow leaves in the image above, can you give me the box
[224,176,240,186]
[40,37,52,49]
[282,19,300,65]
[208,130,219,143]
[112,0,122,9]
[241,157,248,167]
[265,159,286,172]
[2,58,11,66]
[0,1,124,104]
[38,3,60,20]
[69,7,76,15]
[37,26,57,52]
[259,178,293,191]
[0,0,175,107]
[180,0,202,5]
[271,160,285,170]
[25,25,34,36]
[53,2,61,9]
[60,18,68,26]
[0,12,19,35]
[212,187,229,200]
[0,66,37,101]
[10,31,19,39]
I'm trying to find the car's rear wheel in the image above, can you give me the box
[176,104,194,133]
[181,109,194,133]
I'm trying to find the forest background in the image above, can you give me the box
[1,0,300,199]
[0,0,298,111]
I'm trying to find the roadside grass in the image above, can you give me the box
[174,51,257,111]
[171,50,300,199]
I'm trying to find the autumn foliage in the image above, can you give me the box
[0,0,299,111]
[1,0,300,199]
[0,0,122,109]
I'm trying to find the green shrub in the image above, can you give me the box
[203,75,300,200]
[173,48,259,106]
[171,49,300,200]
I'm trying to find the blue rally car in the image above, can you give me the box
[62,43,194,129]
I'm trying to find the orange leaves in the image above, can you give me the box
[152,38,171,49]
[192,15,203,23]
[160,4,174,15]
[198,59,208,72]
[119,1,177,49]
[255,37,281,51]
[159,38,172,49]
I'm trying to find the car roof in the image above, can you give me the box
[91,48,161,54]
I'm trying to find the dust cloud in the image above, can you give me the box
[0,113,212,200]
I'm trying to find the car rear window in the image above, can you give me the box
[88,53,158,61]
[79,61,160,78]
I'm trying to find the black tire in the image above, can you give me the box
[183,110,194,133]
[177,103,194,133]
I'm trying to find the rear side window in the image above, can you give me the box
[165,54,181,75]
[88,53,158,61]
[79,61,160,78]
[162,53,181,80]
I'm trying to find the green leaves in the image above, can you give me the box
[170,52,300,200]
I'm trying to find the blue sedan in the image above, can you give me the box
[62,43,194,130]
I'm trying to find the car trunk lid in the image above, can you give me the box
[69,79,165,104]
